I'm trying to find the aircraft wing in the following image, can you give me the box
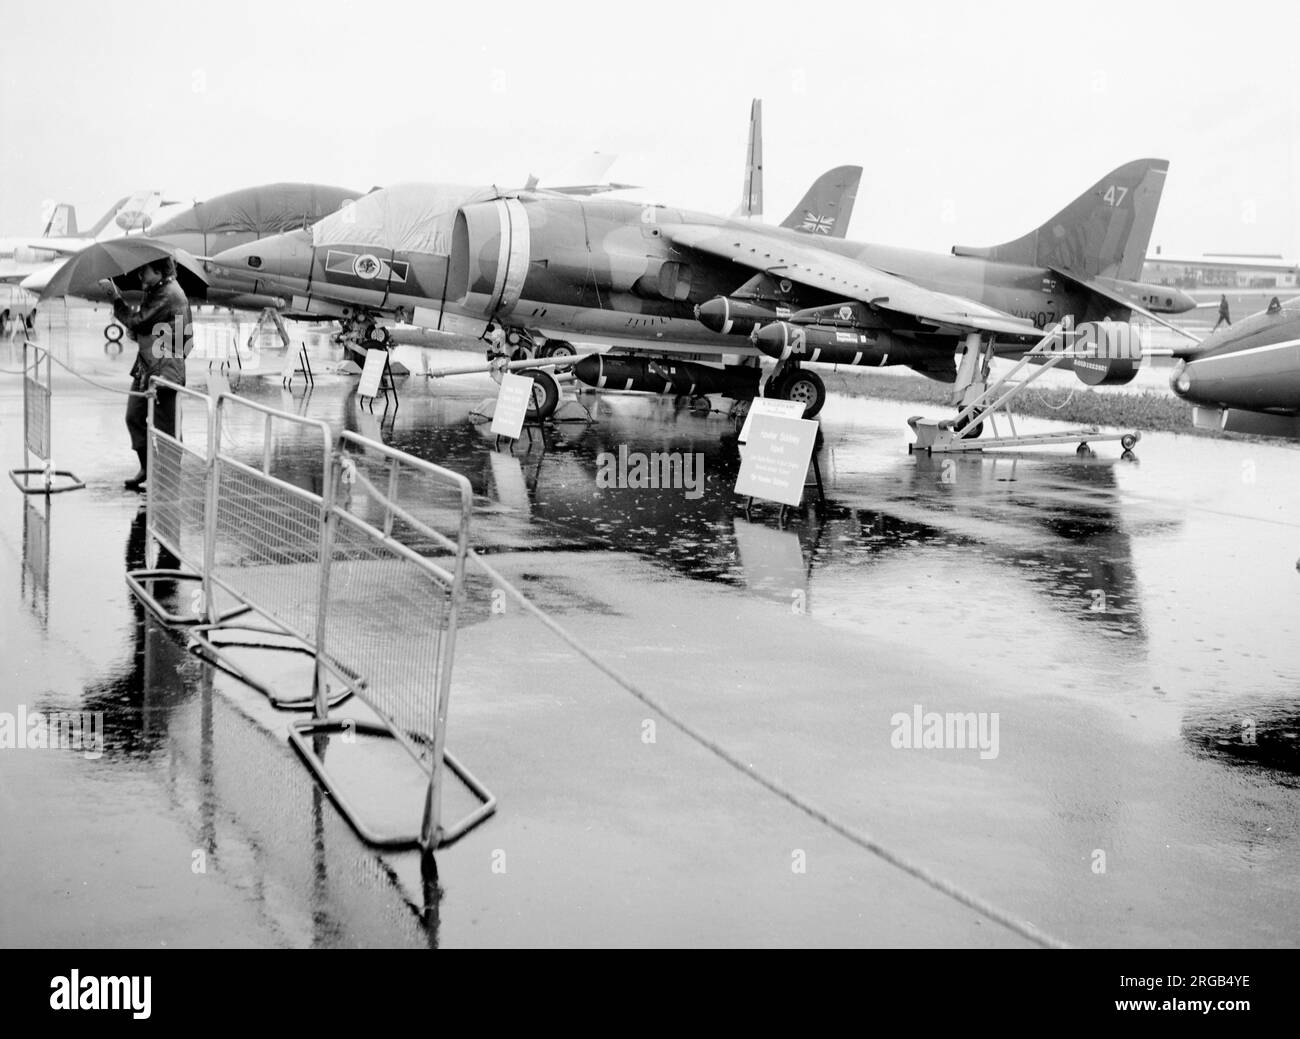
[9,237,90,258]
[663,224,1041,340]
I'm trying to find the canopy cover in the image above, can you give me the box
[152,183,359,237]
[311,183,497,254]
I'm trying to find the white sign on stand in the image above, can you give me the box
[734,413,819,507]
[490,372,534,439]
[358,348,388,399]
[738,396,807,444]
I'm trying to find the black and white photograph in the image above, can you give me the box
[0,0,1295,1007]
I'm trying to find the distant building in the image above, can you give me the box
[1142,251,1299,290]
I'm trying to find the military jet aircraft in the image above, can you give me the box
[207,144,1188,424]
[1170,295,1300,438]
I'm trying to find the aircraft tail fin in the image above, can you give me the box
[736,98,763,219]
[952,158,1169,281]
[781,165,861,238]
[42,203,76,237]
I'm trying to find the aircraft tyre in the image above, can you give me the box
[541,340,576,359]
[774,367,826,418]
[525,368,560,421]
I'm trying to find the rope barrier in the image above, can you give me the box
[463,545,1071,949]
[0,340,153,396]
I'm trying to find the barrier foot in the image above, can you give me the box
[288,718,497,852]
[187,624,355,712]
[9,468,85,495]
[126,569,251,627]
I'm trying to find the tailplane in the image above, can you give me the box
[781,165,861,238]
[952,158,1169,280]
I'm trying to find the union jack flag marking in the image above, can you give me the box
[799,212,835,234]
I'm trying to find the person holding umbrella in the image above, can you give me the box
[98,257,193,490]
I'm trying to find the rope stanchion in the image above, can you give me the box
[1,339,152,396]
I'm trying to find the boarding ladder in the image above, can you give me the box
[907,322,1141,456]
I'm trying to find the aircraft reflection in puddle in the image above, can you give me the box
[344,392,1166,649]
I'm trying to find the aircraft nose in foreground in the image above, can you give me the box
[209,228,313,288]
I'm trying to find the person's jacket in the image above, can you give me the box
[113,277,193,388]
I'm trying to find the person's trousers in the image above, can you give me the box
[125,385,177,461]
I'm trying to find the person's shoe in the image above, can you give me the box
[124,469,146,490]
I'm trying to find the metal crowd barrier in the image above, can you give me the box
[127,388,494,853]
[291,432,493,851]
[7,340,84,494]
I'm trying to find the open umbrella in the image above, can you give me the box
[36,238,209,302]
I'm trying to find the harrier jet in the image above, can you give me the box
[209,144,1186,422]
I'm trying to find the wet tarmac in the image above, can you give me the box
[1,303,1298,947]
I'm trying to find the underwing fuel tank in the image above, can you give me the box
[572,355,760,398]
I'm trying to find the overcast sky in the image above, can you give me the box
[2,0,1296,258]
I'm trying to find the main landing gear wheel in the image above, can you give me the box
[365,325,391,347]
[525,368,560,421]
[540,339,576,359]
[771,367,826,418]
[954,407,985,439]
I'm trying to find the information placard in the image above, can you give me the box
[738,396,807,444]
[734,413,818,507]
[357,348,388,398]
[490,372,534,438]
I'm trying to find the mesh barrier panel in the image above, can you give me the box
[23,363,50,460]
[144,383,215,570]
[316,434,471,770]
[210,463,325,643]
[204,393,333,642]
[323,510,453,765]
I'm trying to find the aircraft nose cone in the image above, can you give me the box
[211,229,312,281]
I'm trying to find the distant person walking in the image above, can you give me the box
[1213,294,1232,331]
[98,258,193,490]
